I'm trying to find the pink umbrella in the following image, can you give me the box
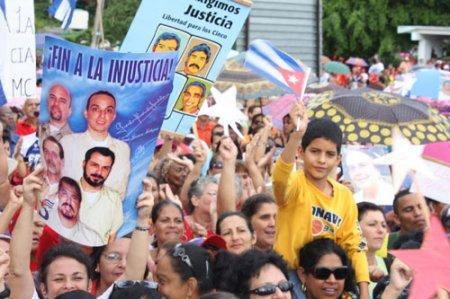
[262,94,297,132]
[345,57,368,67]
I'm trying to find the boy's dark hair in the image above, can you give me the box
[393,189,412,215]
[301,118,343,154]
[40,243,92,285]
[357,201,386,221]
[241,193,275,219]
[55,290,96,299]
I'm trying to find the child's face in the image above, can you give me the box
[300,137,341,182]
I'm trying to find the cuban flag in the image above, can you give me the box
[0,80,6,106]
[0,0,8,30]
[245,39,310,97]
[48,0,77,29]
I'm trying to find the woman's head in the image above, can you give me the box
[228,249,292,299]
[39,243,92,299]
[357,202,387,252]
[216,212,255,255]
[297,238,356,299]
[92,236,131,290]
[188,176,219,214]
[241,194,277,251]
[151,201,185,246]
[156,243,213,299]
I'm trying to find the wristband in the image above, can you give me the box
[135,225,150,232]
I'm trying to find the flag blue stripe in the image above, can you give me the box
[0,81,7,106]
[249,40,304,72]
[48,0,76,29]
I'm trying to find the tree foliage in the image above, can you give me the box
[103,0,140,47]
[323,0,450,64]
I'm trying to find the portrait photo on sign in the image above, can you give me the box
[341,145,394,205]
[173,77,212,116]
[148,25,190,58]
[38,37,176,246]
[176,37,220,78]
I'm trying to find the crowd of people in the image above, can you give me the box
[321,54,450,92]
[0,63,449,299]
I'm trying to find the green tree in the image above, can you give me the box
[103,0,140,47]
[323,0,450,64]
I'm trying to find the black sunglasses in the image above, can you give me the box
[312,266,348,280]
[248,281,293,296]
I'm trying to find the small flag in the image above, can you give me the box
[0,80,6,106]
[245,39,310,97]
[0,0,9,30]
[48,0,77,29]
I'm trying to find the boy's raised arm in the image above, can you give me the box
[272,102,308,206]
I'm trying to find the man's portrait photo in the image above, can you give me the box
[60,90,131,199]
[174,81,208,115]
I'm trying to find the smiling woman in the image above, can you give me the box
[297,238,357,299]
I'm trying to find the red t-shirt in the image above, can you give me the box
[16,120,37,136]
[196,121,216,147]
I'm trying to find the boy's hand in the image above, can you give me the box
[289,101,308,137]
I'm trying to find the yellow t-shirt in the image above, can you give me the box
[272,157,369,283]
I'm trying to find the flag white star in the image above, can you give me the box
[374,127,433,192]
[200,86,246,139]
[288,75,299,85]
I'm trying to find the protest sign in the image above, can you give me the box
[38,37,177,246]
[0,0,36,101]
[342,145,394,205]
[121,0,251,135]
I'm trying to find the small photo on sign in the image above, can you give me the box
[173,77,212,116]
[148,25,190,59]
[342,145,394,206]
[177,37,220,78]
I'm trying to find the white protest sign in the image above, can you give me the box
[0,0,36,101]
[412,159,450,205]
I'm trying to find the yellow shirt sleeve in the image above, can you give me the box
[272,157,298,207]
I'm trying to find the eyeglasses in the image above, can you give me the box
[103,252,125,264]
[114,280,158,290]
[312,266,348,280]
[173,244,193,269]
[248,281,294,296]
[213,131,224,137]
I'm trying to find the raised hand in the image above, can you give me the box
[22,165,45,207]
[388,258,413,292]
[136,178,155,222]
[218,136,238,162]
[191,139,208,166]
[289,101,308,136]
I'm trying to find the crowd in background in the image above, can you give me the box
[0,53,449,299]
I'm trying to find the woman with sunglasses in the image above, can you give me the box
[297,238,357,299]
[156,243,213,299]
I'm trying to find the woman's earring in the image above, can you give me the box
[302,283,307,293]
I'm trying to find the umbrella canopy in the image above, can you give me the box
[307,88,450,145]
[214,52,317,100]
[306,82,347,94]
[345,57,368,67]
[324,61,351,75]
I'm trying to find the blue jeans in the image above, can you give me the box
[289,270,306,299]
